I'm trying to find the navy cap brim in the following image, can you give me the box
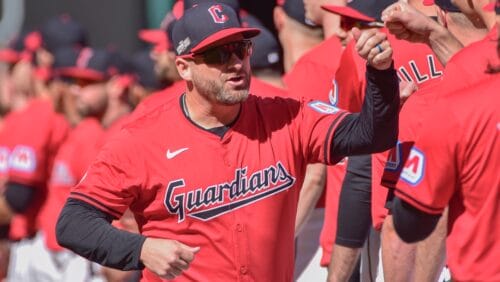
[321,5,376,22]
[190,27,260,54]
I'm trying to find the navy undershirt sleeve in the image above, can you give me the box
[56,198,146,270]
[330,64,399,159]
[335,155,372,248]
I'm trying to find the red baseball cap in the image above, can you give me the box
[322,0,396,22]
[171,2,260,56]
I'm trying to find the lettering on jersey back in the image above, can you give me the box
[164,162,296,222]
[396,54,443,84]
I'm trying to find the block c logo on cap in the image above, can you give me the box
[208,5,229,23]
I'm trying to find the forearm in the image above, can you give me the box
[427,25,464,66]
[330,64,399,158]
[295,163,326,235]
[56,198,146,270]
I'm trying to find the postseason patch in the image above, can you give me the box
[308,100,340,114]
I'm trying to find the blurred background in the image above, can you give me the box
[0,0,277,54]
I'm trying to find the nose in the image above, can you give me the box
[226,53,244,71]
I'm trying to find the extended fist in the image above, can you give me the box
[352,27,393,70]
[140,238,200,280]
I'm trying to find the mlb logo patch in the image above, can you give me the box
[9,145,37,173]
[383,142,425,187]
[308,100,340,114]
[400,147,425,186]
[0,147,9,173]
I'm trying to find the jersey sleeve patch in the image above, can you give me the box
[308,100,340,115]
[382,141,426,187]
[328,79,339,106]
[9,145,37,173]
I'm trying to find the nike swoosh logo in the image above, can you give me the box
[166,148,189,159]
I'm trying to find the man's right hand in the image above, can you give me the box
[140,238,200,280]
[381,1,441,44]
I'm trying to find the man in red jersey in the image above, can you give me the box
[320,1,450,281]
[56,3,400,281]
[385,74,499,281]
[372,1,499,281]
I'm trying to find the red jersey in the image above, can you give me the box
[382,76,500,281]
[0,99,69,240]
[249,76,287,98]
[373,26,499,230]
[70,93,348,281]
[320,30,444,265]
[283,36,343,103]
[132,81,186,119]
[40,118,104,250]
[440,27,499,92]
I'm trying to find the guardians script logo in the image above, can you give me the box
[164,162,296,222]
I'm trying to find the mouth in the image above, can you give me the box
[226,75,246,87]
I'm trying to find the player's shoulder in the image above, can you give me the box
[123,94,183,134]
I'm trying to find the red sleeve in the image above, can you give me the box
[384,117,458,215]
[69,129,144,218]
[295,99,348,165]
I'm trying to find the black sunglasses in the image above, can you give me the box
[185,40,253,65]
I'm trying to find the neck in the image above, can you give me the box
[282,35,322,72]
[322,13,342,39]
[101,101,130,129]
[183,91,241,129]
[11,92,30,111]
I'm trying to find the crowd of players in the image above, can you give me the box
[0,0,498,281]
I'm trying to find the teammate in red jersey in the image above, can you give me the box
[56,3,400,281]
[385,74,499,281]
[373,1,499,281]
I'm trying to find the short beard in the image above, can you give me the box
[193,75,250,105]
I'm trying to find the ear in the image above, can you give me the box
[273,6,285,32]
[175,57,192,81]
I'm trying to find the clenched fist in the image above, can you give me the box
[352,27,393,70]
[140,238,200,280]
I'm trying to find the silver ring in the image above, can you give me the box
[376,44,383,53]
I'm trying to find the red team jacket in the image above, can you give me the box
[69,92,349,281]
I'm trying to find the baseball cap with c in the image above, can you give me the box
[172,2,260,56]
